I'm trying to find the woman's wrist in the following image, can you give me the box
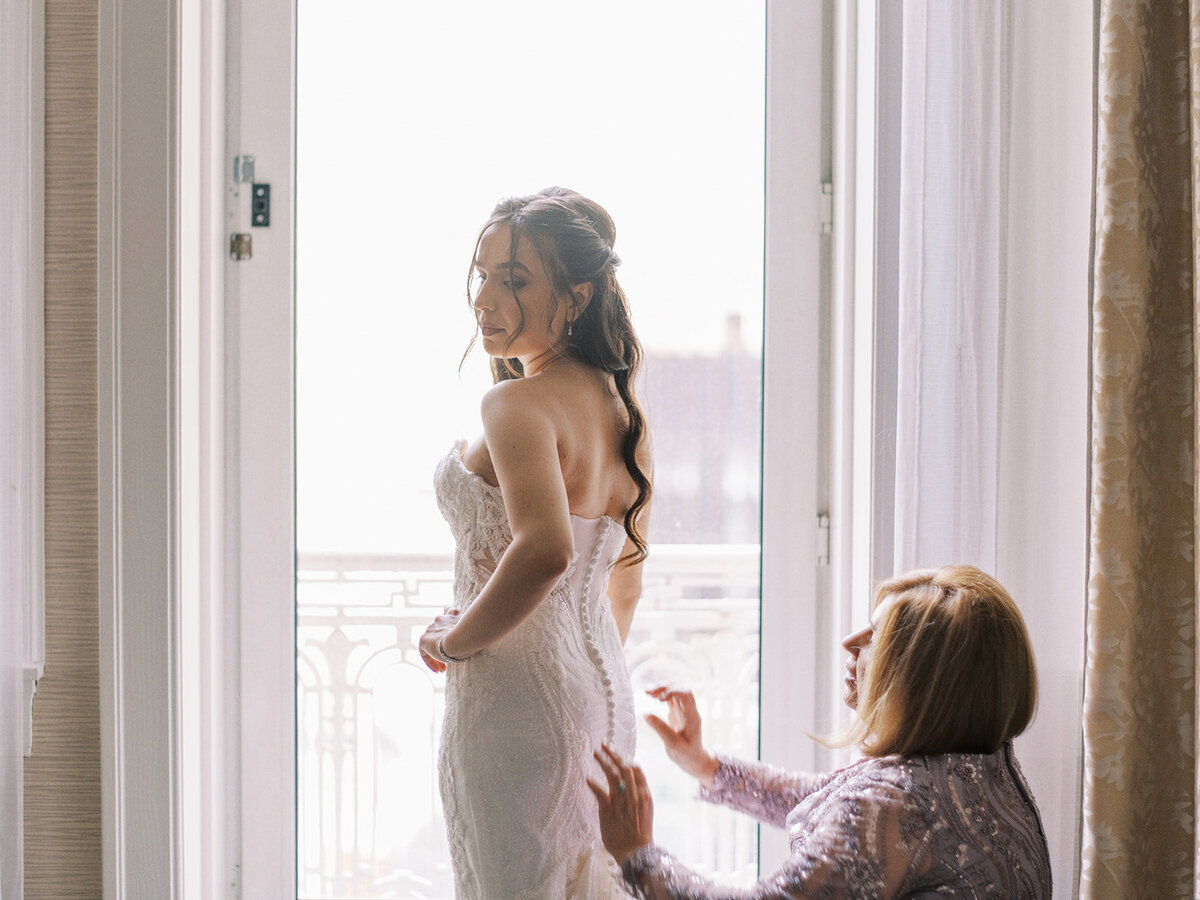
[619,843,667,888]
[437,635,471,663]
[614,840,653,868]
[697,753,721,788]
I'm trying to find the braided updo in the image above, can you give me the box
[464,187,651,566]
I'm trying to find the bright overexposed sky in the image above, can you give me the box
[296,1,766,553]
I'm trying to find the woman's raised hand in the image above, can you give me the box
[587,745,654,866]
[418,608,462,673]
[644,687,720,787]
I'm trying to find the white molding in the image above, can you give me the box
[100,0,295,890]
[849,0,879,602]
[828,0,855,702]
[0,0,46,762]
[98,0,182,894]
[176,0,237,895]
[99,0,246,893]
[1,0,44,893]
[3,0,47,761]
[760,2,834,870]
[25,0,47,760]
[23,664,41,759]
[225,0,297,891]
[762,0,830,768]
[828,0,878,695]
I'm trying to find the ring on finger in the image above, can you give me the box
[617,780,627,794]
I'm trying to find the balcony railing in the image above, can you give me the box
[297,545,761,899]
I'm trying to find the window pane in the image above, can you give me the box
[296,3,764,896]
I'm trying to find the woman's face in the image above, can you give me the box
[472,223,567,370]
[840,596,897,710]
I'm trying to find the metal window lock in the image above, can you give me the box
[230,155,269,259]
[251,183,271,227]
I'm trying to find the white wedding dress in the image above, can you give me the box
[435,442,637,899]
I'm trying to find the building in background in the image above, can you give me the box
[642,314,761,547]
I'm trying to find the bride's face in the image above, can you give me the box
[471,223,567,366]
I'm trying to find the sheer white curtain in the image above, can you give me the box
[1,0,44,895]
[879,3,1090,893]
[892,0,1009,573]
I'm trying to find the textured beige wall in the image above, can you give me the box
[24,0,103,895]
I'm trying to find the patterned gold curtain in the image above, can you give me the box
[1083,1,1200,896]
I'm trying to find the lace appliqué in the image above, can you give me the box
[434,441,635,899]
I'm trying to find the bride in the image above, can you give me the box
[419,187,653,899]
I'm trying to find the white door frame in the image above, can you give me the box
[99,0,184,891]
[99,0,295,894]
[224,0,297,889]
[98,0,864,894]
[99,0,1090,894]
[761,0,833,776]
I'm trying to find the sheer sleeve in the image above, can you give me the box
[697,755,831,829]
[622,770,927,900]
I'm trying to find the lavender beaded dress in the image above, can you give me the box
[621,745,1051,899]
[434,442,636,900]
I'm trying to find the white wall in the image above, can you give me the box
[999,1,1092,896]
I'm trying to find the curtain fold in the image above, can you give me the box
[892,0,1009,573]
[1082,1,1200,895]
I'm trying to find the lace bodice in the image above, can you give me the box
[434,442,513,611]
[434,441,636,899]
[622,745,1051,899]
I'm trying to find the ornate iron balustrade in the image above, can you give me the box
[298,545,761,899]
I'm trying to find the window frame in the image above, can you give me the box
[760,0,837,782]
[99,0,859,894]
[2,0,45,757]
[2,4,45,894]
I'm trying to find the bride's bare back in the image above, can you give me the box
[460,358,637,522]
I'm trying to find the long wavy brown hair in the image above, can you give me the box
[463,187,651,566]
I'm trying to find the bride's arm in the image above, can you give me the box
[434,380,574,660]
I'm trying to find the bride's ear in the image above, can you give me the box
[570,282,594,317]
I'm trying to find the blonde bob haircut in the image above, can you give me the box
[852,565,1037,757]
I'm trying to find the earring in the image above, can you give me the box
[567,320,574,338]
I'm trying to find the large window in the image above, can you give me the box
[295,3,776,895]
[95,1,1088,894]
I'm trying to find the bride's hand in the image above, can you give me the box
[418,608,461,673]
[644,687,720,787]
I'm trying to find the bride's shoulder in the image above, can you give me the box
[480,362,605,432]
[480,365,582,407]
[479,378,556,432]
[480,376,544,409]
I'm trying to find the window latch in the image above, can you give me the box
[820,182,833,234]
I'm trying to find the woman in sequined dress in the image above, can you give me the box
[590,565,1051,898]
[417,188,652,899]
